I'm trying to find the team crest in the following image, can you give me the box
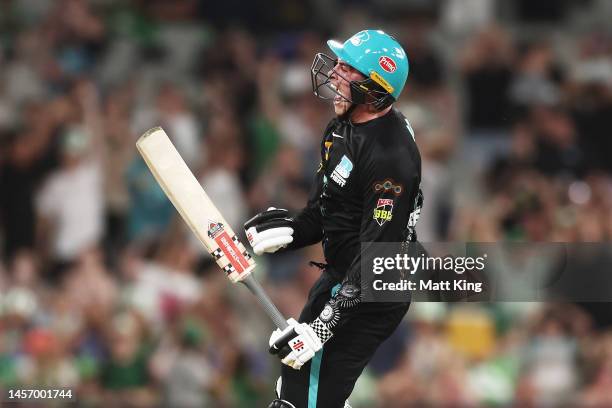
[331,155,353,187]
[373,199,394,226]
[349,31,370,46]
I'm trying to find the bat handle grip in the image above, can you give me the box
[241,273,289,330]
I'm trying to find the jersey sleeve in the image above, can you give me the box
[309,134,420,342]
[285,120,340,250]
[285,170,324,249]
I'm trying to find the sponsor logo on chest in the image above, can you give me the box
[331,155,353,187]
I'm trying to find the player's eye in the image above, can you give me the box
[336,62,350,72]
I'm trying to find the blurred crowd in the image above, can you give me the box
[1,0,612,406]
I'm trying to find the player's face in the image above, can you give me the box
[329,60,365,116]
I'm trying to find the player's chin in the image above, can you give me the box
[333,99,351,116]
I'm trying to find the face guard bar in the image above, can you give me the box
[310,52,395,111]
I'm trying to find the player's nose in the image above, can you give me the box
[328,67,340,87]
[328,67,336,81]
[328,60,341,80]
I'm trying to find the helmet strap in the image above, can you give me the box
[349,78,395,111]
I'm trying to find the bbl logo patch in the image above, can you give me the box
[373,198,394,226]
[331,155,353,187]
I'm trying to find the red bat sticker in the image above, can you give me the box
[214,231,250,274]
[208,221,250,274]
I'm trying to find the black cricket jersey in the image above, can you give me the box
[286,107,422,338]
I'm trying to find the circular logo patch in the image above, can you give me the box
[378,56,397,73]
[320,304,335,323]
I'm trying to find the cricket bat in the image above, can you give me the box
[136,127,288,329]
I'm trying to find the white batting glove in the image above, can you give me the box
[244,207,293,256]
[269,318,323,370]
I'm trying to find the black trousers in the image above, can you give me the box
[280,271,410,408]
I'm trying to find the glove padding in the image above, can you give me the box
[244,207,293,256]
[269,318,322,370]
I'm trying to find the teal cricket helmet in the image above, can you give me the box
[311,29,409,110]
[329,29,409,100]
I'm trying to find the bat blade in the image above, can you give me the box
[136,126,254,282]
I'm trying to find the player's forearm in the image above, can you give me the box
[285,218,323,249]
[283,206,323,250]
[284,166,325,250]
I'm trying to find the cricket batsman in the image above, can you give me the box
[245,29,423,408]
